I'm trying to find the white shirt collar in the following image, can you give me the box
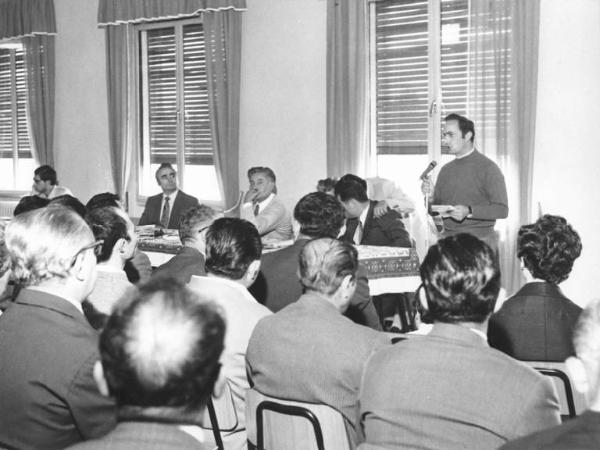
[468,327,488,342]
[255,193,275,213]
[358,202,370,226]
[163,189,179,202]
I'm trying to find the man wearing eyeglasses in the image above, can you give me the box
[240,166,292,241]
[0,207,116,449]
[32,164,73,199]
[138,163,199,229]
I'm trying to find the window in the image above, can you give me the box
[0,43,35,191]
[370,0,510,201]
[138,19,221,203]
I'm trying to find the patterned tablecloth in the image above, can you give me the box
[138,230,421,294]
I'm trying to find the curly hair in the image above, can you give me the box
[293,192,345,238]
[517,215,582,285]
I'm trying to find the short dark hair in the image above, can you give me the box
[14,195,50,216]
[205,218,262,280]
[155,163,176,183]
[444,113,475,143]
[420,233,500,323]
[34,165,57,185]
[179,205,219,244]
[247,167,276,183]
[86,193,121,212]
[100,276,225,410]
[316,178,337,194]
[334,174,369,203]
[49,195,87,218]
[294,192,345,238]
[85,207,130,263]
[517,214,582,284]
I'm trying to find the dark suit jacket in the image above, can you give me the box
[153,246,205,284]
[360,323,561,449]
[246,292,390,449]
[488,282,582,361]
[249,238,381,330]
[342,201,411,247]
[65,421,211,450]
[0,289,117,450]
[500,410,600,450]
[138,190,199,229]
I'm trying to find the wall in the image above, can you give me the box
[239,0,327,211]
[533,0,600,306]
[54,0,113,203]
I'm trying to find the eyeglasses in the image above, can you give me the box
[69,239,104,267]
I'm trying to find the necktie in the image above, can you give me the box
[253,203,260,216]
[353,221,363,245]
[160,196,171,228]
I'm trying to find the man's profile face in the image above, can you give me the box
[32,175,52,196]
[338,197,362,219]
[443,120,471,157]
[249,172,275,203]
[156,167,178,194]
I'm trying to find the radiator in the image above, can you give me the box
[0,200,18,218]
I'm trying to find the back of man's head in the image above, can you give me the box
[49,195,87,218]
[6,207,94,287]
[420,233,500,324]
[294,192,345,239]
[334,174,369,203]
[205,218,262,280]
[86,192,121,212]
[100,276,225,411]
[179,205,219,245]
[86,207,131,263]
[14,195,50,216]
[34,165,57,185]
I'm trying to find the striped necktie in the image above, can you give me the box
[160,196,171,228]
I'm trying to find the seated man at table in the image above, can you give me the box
[250,191,380,330]
[66,277,225,450]
[239,166,292,241]
[500,297,600,450]
[359,233,560,450]
[188,218,272,449]
[153,205,220,284]
[247,238,389,449]
[0,207,116,449]
[32,164,73,199]
[138,163,199,229]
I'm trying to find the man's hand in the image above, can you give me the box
[373,200,389,218]
[243,189,257,204]
[449,205,470,222]
[421,177,434,196]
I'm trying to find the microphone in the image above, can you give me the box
[419,161,438,180]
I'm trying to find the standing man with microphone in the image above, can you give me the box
[421,113,508,250]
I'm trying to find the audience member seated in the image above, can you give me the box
[138,163,199,229]
[240,166,292,241]
[188,218,271,449]
[13,194,50,216]
[0,221,12,311]
[247,238,389,449]
[501,298,600,449]
[32,164,73,198]
[250,191,380,330]
[359,233,560,450]
[489,214,582,361]
[0,207,116,449]
[85,207,137,326]
[65,277,225,450]
[50,194,87,217]
[153,205,219,284]
[87,192,152,283]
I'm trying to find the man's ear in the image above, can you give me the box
[566,356,590,395]
[93,360,110,397]
[71,251,88,282]
[245,260,261,284]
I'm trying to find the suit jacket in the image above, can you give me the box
[153,246,205,284]
[246,292,390,449]
[500,410,600,450]
[0,289,117,450]
[488,282,582,361]
[65,421,210,450]
[360,323,561,450]
[249,238,381,330]
[240,195,292,241]
[342,201,411,247]
[138,190,199,229]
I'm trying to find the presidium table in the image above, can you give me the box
[137,228,421,295]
